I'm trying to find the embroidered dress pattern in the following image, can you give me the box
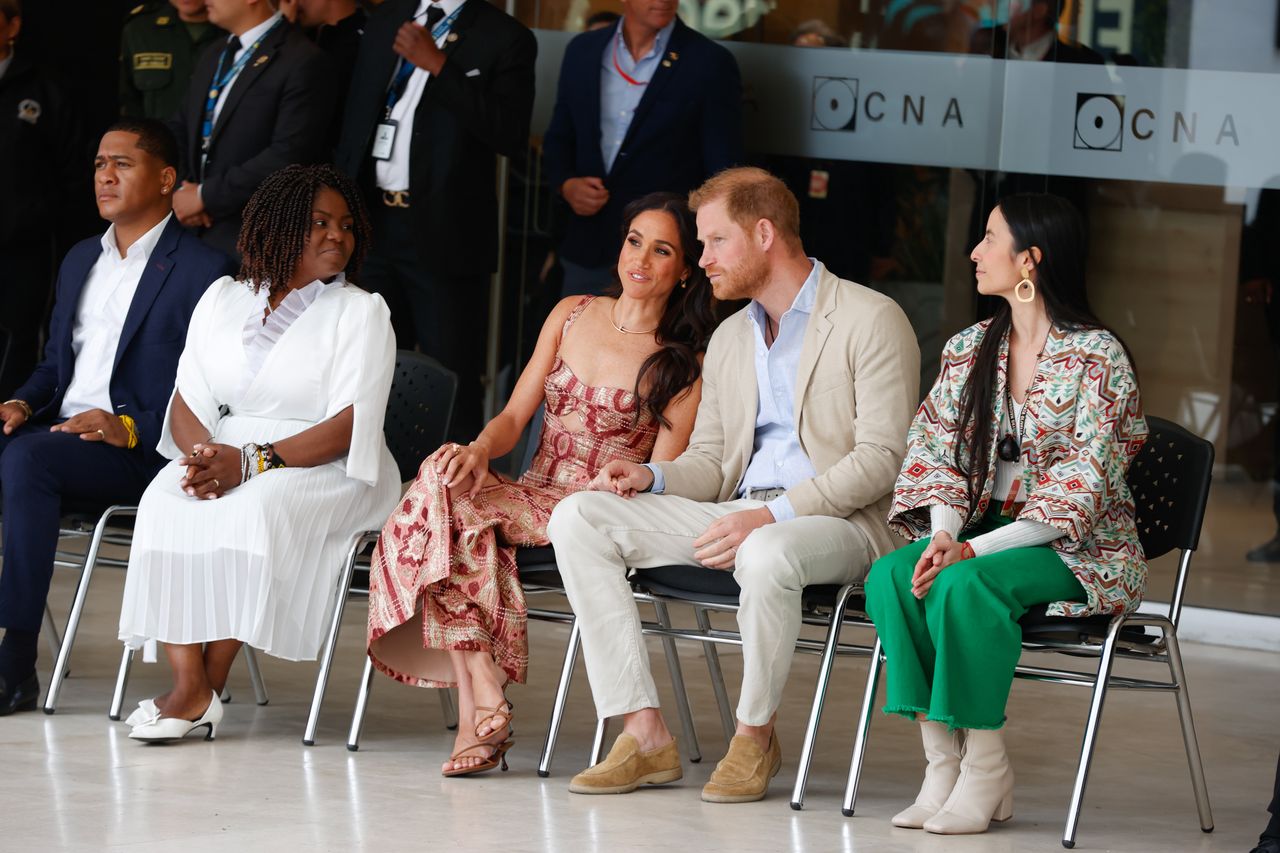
[367,297,661,687]
[889,320,1149,617]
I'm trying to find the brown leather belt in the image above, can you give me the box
[381,189,410,208]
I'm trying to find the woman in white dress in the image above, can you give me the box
[119,164,399,742]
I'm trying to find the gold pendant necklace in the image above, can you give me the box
[610,300,658,335]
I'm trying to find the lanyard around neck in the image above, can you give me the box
[611,28,654,86]
[384,4,465,116]
[202,18,283,150]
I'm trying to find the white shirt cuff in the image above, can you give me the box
[765,494,795,522]
[642,462,665,494]
[930,504,964,540]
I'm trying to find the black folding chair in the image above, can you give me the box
[302,351,459,745]
[841,416,1215,848]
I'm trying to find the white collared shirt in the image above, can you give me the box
[374,0,465,192]
[0,53,12,82]
[211,12,283,127]
[59,214,173,419]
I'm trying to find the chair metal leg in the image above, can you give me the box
[302,532,367,745]
[43,603,62,661]
[1163,626,1214,833]
[244,646,269,706]
[652,599,701,764]
[347,656,375,751]
[42,507,127,713]
[791,583,857,811]
[108,646,134,720]
[537,618,582,778]
[590,715,609,766]
[694,605,735,744]
[1061,618,1123,849]
[438,686,458,730]
[842,636,883,816]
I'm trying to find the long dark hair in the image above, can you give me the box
[611,192,717,427]
[954,193,1134,516]
[236,164,372,293]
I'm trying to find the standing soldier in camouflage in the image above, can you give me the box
[119,0,225,120]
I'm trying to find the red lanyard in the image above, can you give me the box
[611,30,650,86]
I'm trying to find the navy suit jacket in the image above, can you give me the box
[543,18,744,268]
[13,216,234,461]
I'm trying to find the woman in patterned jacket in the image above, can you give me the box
[863,193,1146,835]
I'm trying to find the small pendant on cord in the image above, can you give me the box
[997,433,1019,462]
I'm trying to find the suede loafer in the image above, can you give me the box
[701,732,782,803]
[569,733,683,794]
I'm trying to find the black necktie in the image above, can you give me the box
[221,35,242,67]
[424,4,445,31]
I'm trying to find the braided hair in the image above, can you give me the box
[236,164,372,294]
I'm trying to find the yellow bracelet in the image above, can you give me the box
[118,414,139,450]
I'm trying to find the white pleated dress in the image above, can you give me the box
[118,275,400,661]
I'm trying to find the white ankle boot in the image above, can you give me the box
[923,727,1014,834]
[891,721,963,828]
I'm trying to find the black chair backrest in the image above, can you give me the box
[1127,415,1214,560]
[383,351,458,483]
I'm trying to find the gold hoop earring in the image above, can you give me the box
[1015,267,1036,303]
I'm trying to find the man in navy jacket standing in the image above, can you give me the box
[0,118,232,714]
[543,0,743,296]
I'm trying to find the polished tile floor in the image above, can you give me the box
[3,566,1275,853]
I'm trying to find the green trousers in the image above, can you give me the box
[863,512,1085,730]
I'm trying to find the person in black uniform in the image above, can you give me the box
[283,0,366,151]
[0,0,88,398]
[170,0,334,258]
[119,0,226,121]
[335,0,536,439]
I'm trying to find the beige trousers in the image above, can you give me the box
[546,490,872,726]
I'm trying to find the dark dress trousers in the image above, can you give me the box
[542,18,744,270]
[335,0,536,438]
[0,217,233,634]
[173,20,335,258]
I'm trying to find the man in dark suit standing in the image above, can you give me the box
[543,0,744,297]
[336,0,535,439]
[170,0,334,258]
[0,119,232,715]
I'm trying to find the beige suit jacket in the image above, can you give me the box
[655,264,921,559]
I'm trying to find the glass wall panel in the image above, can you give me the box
[496,0,1280,616]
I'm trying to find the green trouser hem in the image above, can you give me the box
[864,510,1086,731]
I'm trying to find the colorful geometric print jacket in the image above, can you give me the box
[888,319,1149,618]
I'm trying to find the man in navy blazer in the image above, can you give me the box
[0,118,232,714]
[543,0,743,296]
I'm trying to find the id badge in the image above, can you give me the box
[371,120,398,161]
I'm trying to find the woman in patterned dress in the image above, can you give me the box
[367,192,717,775]
[863,194,1147,834]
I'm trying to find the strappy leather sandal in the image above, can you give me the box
[441,702,515,778]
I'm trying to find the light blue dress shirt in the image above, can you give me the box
[647,262,823,522]
[599,18,675,173]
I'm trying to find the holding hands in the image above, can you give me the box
[910,531,971,599]
[178,443,242,500]
[587,459,653,497]
[561,177,609,217]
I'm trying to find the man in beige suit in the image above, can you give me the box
[547,167,921,803]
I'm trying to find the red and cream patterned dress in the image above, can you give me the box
[366,297,660,687]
